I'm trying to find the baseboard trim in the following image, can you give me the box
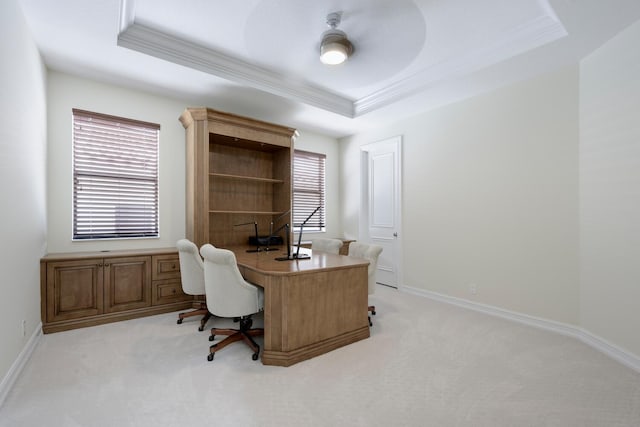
[0,323,42,408]
[403,286,640,373]
[578,328,640,374]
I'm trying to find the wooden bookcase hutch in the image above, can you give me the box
[179,108,297,249]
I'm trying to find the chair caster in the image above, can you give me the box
[207,353,214,361]
[368,316,372,327]
[177,318,183,324]
[252,352,259,361]
[198,325,205,332]
[372,310,376,315]
[209,334,215,342]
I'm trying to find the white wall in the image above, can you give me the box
[46,71,342,252]
[341,67,580,326]
[0,0,47,387]
[580,20,640,357]
[47,72,187,252]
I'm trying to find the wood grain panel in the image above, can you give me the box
[103,256,151,313]
[152,279,191,305]
[46,259,103,322]
[152,254,181,280]
[183,119,211,248]
[232,247,369,366]
[210,179,274,212]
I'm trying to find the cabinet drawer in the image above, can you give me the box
[152,254,181,280]
[152,279,192,305]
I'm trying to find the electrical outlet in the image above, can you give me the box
[21,320,27,337]
[469,283,478,295]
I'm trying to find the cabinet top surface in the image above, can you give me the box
[41,247,178,261]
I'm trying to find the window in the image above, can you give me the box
[72,109,159,240]
[293,150,326,232]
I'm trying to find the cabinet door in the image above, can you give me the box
[46,259,103,322]
[103,256,152,313]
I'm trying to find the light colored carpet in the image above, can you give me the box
[1,285,639,427]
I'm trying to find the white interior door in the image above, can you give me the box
[360,136,402,289]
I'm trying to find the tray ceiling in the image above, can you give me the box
[19,0,640,136]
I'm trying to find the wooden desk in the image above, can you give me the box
[230,246,370,366]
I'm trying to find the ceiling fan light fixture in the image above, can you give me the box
[319,12,353,65]
[320,31,352,65]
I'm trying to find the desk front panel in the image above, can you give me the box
[233,247,370,366]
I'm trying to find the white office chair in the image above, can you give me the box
[200,244,265,361]
[348,242,383,326]
[311,238,343,254]
[176,239,211,331]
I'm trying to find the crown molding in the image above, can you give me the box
[118,0,136,33]
[117,22,355,118]
[355,13,567,116]
[117,0,566,119]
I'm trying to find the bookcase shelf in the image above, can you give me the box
[210,172,285,184]
[209,210,286,215]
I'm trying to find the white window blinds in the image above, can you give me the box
[293,150,326,232]
[72,109,159,240]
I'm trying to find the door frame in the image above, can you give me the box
[359,135,403,291]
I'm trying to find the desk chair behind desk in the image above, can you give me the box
[200,244,265,361]
[348,242,383,326]
[311,238,343,254]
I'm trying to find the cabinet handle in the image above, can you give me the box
[97,263,102,267]
[104,263,110,267]
[172,289,176,294]
[172,263,177,270]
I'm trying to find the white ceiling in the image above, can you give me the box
[19,0,640,137]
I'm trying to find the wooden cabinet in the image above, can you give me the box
[151,253,191,305]
[179,108,297,249]
[41,248,193,333]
